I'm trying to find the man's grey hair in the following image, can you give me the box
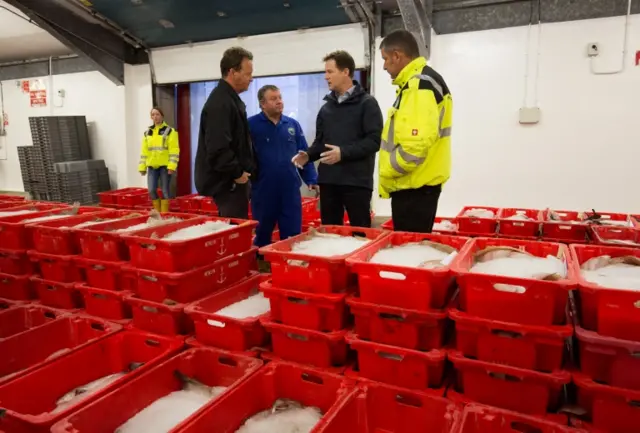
[258,84,279,102]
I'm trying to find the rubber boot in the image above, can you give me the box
[160,199,169,213]
[152,199,161,212]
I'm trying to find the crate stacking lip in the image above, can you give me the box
[570,243,640,340]
[184,272,271,351]
[347,231,469,310]
[0,272,35,301]
[122,216,258,272]
[456,206,500,236]
[31,277,84,310]
[451,237,576,326]
[75,212,200,261]
[30,209,146,256]
[0,304,69,340]
[0,315,121,387]
[0,206,102,250]
[175,361,355,433]
[49,347,263,433]
[259,225,388,294]
[76,283,133,322]
[497,208,542,239]
[126,294,194,336]
[0,330,183,433]
[318,380,462,433]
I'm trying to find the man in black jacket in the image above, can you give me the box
[292,51,383,228]
[195,47,256,218]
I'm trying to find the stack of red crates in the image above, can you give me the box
[257,225,386,371]
[346,232,468,390]
[570,243,640,432]
[447,237,576,420]
[118,216,259,336]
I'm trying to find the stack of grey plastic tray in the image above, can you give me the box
[53,160,111,204]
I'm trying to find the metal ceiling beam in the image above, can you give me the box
[2,0,148,86]
[397,0,433,59]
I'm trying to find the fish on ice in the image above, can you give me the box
[433,219,457,231]
[580,255,640,291]
[463,208,495,219]
[213,292,271,320]
[470,246,567,281]
[369,240,458,269]
[114,214,183,233]
[161,220,234,241]
[21,202,81,224]
[290,229,370,259]
[235,398,323,433]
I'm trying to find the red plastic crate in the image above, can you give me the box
[260,279,348,332]
[0,202,63,214]
[0,298,18,311]
[123,217,257,272]
[126,294,192,336]
[541,209,590,243]
[74,256,130,291]
[28,250,83,283]
[319,381,461,433]
[452,237,575,326]
[261,318,348,368]
[0,330,183,433]
[590,225,640,248]
[0,206,101,250]
[175,361,354,433]
[573,373,640,433]
[448,350,571,415]
[571,244,640,339]
[497,208,541,239]
[0,315,120,387]
[456,206,499,236]
[576,325,640,390]
[175,194,214,212]
[76,284,132,322]
[260,225,388,294]
[349,296,447,351]
[32,277,83,310]
[454,403,585,433]
[301,196,320,222]
[116,190,150,207]
[0,248,34,275]
[50,347,263,433]
[0,195,26,202]
[75,212,199,261]
[0,304,68,340]
[348,232,468,310]
[0,273,34,300]
[185,273,271,351]
[379,216,459,234]
[585,211,634,227]
[97,187,147,205]
[347,334,445,390]
[126,248,257,304]
[449,307,571,372]
[30,209,144,255]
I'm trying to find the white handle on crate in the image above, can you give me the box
[378,271,406,281]
[207,319,226,328]
[492,284,526,294]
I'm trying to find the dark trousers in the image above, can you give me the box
[213,183,250,219]
[320,184,372,228]
[391,185,442,233]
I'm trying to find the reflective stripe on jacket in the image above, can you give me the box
[138,122,180,172]
[378,56,452,199]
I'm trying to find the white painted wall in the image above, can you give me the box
[151,23,369,84]
[0,64,153,192]
[372,15,640,217]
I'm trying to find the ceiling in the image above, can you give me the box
[0,1,72,62]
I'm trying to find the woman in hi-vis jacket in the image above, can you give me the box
[138,107,180,212]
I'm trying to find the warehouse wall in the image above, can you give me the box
[0,64,152,192]
[372,14,640,217]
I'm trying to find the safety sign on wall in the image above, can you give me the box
[30,90,47,108]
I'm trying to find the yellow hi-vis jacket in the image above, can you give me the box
[378,56,452,199]
[138,122,180,172]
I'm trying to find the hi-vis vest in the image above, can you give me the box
[378,56,452,199]
[138,122,180,172]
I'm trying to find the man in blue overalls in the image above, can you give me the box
[248,84,318,247]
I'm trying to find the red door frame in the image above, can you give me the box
[176,84,192,196]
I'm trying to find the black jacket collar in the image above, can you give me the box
[324,80,366,104]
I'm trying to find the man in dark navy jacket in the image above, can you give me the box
[292,50,383,228]
[249,85,318,247]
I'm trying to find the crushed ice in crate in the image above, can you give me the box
[580,255,640,291]
[505,210,534,221]
[213,293,270,319]
[235,398,322,433]
[51,372,126,414]
[21,214,70,224]
[369,241,457,269]
[291,231,369,257]
[433,219,457,231]
[470,247,567,281]
[163,220,234,241]
[115,372,226,433]
[0,210,36,217]
[463,208,495,219]
[114,216,182,233]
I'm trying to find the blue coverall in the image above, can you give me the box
[248,112,318,247]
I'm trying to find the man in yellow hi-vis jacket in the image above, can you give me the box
[138,107,180,212]
[378,30,452,233]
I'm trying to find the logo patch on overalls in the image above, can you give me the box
[288,127,296,136]
[412,129,419,136]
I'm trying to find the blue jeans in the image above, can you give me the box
[147,167,171,200]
